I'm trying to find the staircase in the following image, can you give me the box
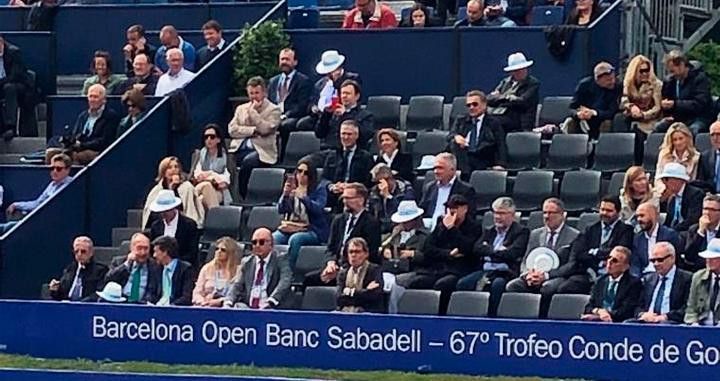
[94,208,144,266]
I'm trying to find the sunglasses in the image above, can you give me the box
[466,102,480,108]
[126,103,137,108]
[251,239,267,246]
[639,68,650,74]
[608,257,620,264]
[650,255,671,263]
[296,168,308,174]
[204,134,217,140]
[216,247,227,252]
[50,166,67,172]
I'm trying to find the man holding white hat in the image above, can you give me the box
[565,61,621,139]
[147,189,200,269]
[487,52,540,132]
[685,238,720,325]
[657,162,704,232]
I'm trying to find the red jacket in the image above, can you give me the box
[342,3,398,29]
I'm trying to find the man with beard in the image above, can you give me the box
[632,201,681,277]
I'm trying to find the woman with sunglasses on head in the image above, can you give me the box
[273,159,329,270]
[193,237,238,307]
[116,89,147,138]
[190,124,232,211]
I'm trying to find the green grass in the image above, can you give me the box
[0,353,548,380]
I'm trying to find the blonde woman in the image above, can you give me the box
[193,237,239,307]
[619,166,658,225]
[142,156,205,229]
[620,55,663,135]
[655,123,699,193]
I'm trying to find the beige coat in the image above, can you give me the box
[228,99,281,164]
[142,181,205,229]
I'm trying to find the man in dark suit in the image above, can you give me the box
[682,194,720,272]
[195,20,225,70]
[151,235,195,306]
[45,84,120,165]
[112,53,158,96]
[657,162,704,232]
[419,152,476,229]
[268,48,312,158]
[148,190,200,269]
[123,24,158,77]
[629,242,692,324]
[694,121,720,193]
[0,34,35,140]
[336,237,385,313]
[574,195,634,285]
[103,233,161,304]
[566,62,621,139]
[48,236,108,302]
[582,246,643,322]
[448,90,506,178]
[632,202,681,277]
[487,53,541,132]
[323,120,374,210]
[224,227,291,309]
[457,197,529,317]
[315,79,374,152]
[304,183,381,287]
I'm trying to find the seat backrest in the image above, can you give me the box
[469,170,507,211]
[287,8,320,29]
[560,170,601,211]
[301,286,337,311]
[447,291,489,317]
[526,210,544,230]
[531,5,564,26]
[696,132,711,153]
[449,96,468,128]
[283,131,321,166]
[577,212,600,231]
[607,171,625,198]
[546,134,588,171]
[94,247,118,267]
[547,294,590,320]
[512,170,554,210]
[367,95,401,129]
[537,96,573,126]
[246,206,282,234]
[397,289,441,315]
[496,293,541,318]
[593,133,635,172]
[506,132,541,170]
[246,168,285,205]
[406,95,444,131]
[412,131,448,166]
[294,245,327,277]
[643,133,665,172]
[202,206,243,242]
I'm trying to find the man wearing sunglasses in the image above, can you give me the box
[1,154,73,234]
[682,194,720,272]
[448,90,506,178]
[224,227,291,309]
[582,246,642,322]
[629,242,691,324]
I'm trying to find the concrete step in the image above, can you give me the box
[127,209,143,229]
[57,75,87,96]
[0,154,23,164]
[111,227,138,247]
[0,137,46,154]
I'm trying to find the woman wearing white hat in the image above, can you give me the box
[487,52,540,132]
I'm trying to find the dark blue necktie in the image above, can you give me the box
[468,120,479,152]
[652,276,667,314]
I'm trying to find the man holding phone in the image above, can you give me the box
[316,79,374,152]
[122,24,157,77]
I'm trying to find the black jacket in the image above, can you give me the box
[660,183,704,232]
[308,71,362,115]
[124,42,157,77]
[268,70,312,120]
[324,211,382,267]
[112,74,159,96]
[322,147,374,188]
[149,213,200,268]
[681,223,717,272]
[195,44,225,70]
[573,220,634,273]
[570,76,621,125]
[418,216,482,276]
[584,271,643,322]
[473,221,530,277]
[0,41,32,89]
[636,268,692,323]
[336,262,385,313]
[103,256,162,303]
[661,64,714,123]
[694,148,718,193]
[315,105,375,150]
[374,151,414,182]
[448,115,507,172]
[70,106,120,152]
[486,75,541,131]
[419,178,476,218]
[50,259,108,302]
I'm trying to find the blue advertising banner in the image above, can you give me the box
[0,369,320,381]
[0,301,719,380]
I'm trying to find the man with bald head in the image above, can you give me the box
[632,201,681,277]
[46,83,120,164]
[224,227,291,309]
[154,48,195,96]
[113,53,158,96]
[155,25,195,73]
[49,236,108,301]
[104,233,162,303]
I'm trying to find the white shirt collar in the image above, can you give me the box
[382,149,398,163]
[438,175,456,188]
[209,39,226,51]
[645,223,659,239]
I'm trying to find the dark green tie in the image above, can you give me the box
[128,266,141,302]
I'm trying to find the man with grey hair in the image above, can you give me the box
[104,232,161,303]
[155,25,196,73]
[456,196,529,317]
[419,152,475,228]
[683,193,720,271]
[582,246,642,322]
[154,48,195,96]
[629,241,692,324]
[48,236,108,302]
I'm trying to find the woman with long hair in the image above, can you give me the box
[192,237,239,307]
[565,0,599,26]
[81,50,124,95]
[142,156,205,229]
[618,55,663,161]
[619,166,658,225]
[191,124,232,211]
[655,122,700,192]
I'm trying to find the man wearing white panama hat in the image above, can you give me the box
[487,52,540,132]
[147,189,200,269]
[685,238,720,325]
[657,162,704,232]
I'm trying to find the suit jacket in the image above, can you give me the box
[325,211,382,267]
[419,178,476,219]
[661,65,714,124]
[149,213,200,268]
[585,271,643,322]
[0,41,32,89]
[322,147,374,187]
[381,227,430,272]
[570,76,621,128]
[473,222,530,277]
[315,105,375,150]
[225,252,291,308]
[694,148,719,193]
[336,262,385,313]
[112,73,159,96]
[418,216,482,276]
[573,220,634,274]
[660,184,704,232]
[308,71,362,115]
[631,225,681,277]
[685,268,720,324]
[228,98,281,164]
[681,223,716,272]
[103,256,162,303]
[70,107,120,152]
[448,115,507,173]
[267,71,312,119]
[160,259,195,306]
[50,259,108,302]
[195,44,225,70]
[374,151,414,182]
[486,74,541,131]
[636,267,692,323]
[522,224,580,274]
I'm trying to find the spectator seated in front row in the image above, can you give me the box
[48,236,108,302]
[152,235,196,306]
[682,194,720,272]
[684,238,720,325]
[193,237,238,307]
[581,246,642,322]
[336,237,385,313]
[103,233,160,304]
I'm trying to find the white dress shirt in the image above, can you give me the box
[155,68,196,96]
[644,223,659,273]
[163,212,179,237]
[648,266,676,315]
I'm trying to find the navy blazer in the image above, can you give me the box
[419,178,476,219]
[695,148,718,193]
[660,184,704,232]
[473,221,530,277]
[0,41,32,89]
[195,44,225,70]
[636,268,692,323]
[104,256,162,303]
[448,115,507,172]
[584,271,643,322]
[374,152,414,182]
[631,225,681,277]
[574,220,634,273]
[324,211,381,267]
[165,259,195,306]
[680,223,714,272]
[149,213,200,268]
[322,148,374,188]
[267,71,312,119]
[70,107,120,152]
